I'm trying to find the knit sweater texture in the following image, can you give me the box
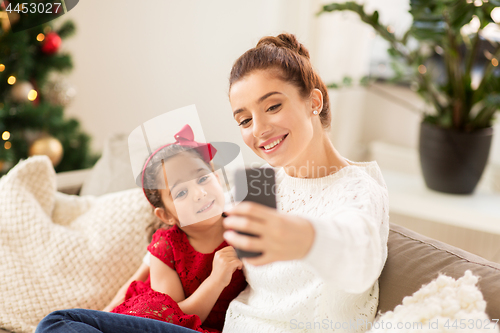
[222,159,390,333]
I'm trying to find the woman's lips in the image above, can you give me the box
[197,200,215,214]
[260,134,288,154]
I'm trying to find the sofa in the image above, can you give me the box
[2,220,499,333]
[379,223,500,321]
[1,140,499,332]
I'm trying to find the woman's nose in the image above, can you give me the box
[252,114,271,138]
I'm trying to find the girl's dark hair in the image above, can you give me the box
[142,144,212,242]
[229,33,331,129]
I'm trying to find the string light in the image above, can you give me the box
[7,76,16,85]
[37,33,45,42]
[4,142,12,150]
[2,131,10,141]
[0,64,5,72]
[418,65,427,74]
[493,58,499,67]
[27,90,38,101]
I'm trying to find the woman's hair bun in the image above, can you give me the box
[256,33,310,60]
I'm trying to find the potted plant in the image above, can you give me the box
[319,0,500,194]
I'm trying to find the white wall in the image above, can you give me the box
[58,0,499,171]
[59,0,320,167]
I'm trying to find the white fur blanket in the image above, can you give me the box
[0,156,156,333]
[369,270,499,333]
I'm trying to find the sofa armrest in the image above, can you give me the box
[379,223,500,320]
[55,168,91,195]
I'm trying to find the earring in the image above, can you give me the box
[313,110,318,115]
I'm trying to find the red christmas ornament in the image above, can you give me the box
[41,32,62,54]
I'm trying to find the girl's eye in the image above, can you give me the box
[175,190,187,199]
[238,118,251,127]
[198,175,209,184]
[267,104,281,112]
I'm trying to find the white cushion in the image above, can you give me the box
[80,133,137,196]
[0,156,156,333]
[368,270,499,333]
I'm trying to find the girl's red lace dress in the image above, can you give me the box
[111,225,247,333]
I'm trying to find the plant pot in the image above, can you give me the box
[419,122,494,194]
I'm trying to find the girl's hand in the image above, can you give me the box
[223,202,315,266]
[210,246,243,288]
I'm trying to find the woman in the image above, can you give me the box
[36,33,389,333]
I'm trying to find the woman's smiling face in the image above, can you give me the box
[230,70,320,168]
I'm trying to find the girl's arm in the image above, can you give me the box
[150,246,242,323]
[149,255,186,302]
[103,263,150,312]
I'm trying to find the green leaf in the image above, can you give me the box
[449,2,475,30]
[477,4,497,29]
[484,93,500,109]
[372,10,379,24]
[342,76,353,86]
[56,20,76,39]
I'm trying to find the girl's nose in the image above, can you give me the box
[193,186,207,201]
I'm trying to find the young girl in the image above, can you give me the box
[110,124,247,333]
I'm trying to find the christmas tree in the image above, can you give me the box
[0,1,98,175]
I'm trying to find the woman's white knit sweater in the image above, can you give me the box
[223,159,390,333]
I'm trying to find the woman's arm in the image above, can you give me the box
[102,263,150,312]
[150,246,241,323]
[300,209,386,293]
[223,178,388,294]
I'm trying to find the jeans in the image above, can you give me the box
[35,309,200,333]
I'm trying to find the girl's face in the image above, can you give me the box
[159,152,225,227]
[229,70,322,169]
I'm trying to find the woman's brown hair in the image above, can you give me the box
[229,33,331,129]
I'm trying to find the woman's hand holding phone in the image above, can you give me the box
[223,202,315,266]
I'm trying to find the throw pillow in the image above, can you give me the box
[368,270,499,333]
[80,133,137,196]
[0,156,157,333]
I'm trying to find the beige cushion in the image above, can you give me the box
[379,223,500,321]
[371,270,497,332]
[0,156,155,333]
[80,133,137,196]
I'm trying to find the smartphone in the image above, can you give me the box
[232,167,276,258]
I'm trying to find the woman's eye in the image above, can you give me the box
[267,104,281,112]
[198,175,209,184]
[175,190,187,199]
[238,119,251,127]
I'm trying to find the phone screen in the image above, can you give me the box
[231,168,276,258]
